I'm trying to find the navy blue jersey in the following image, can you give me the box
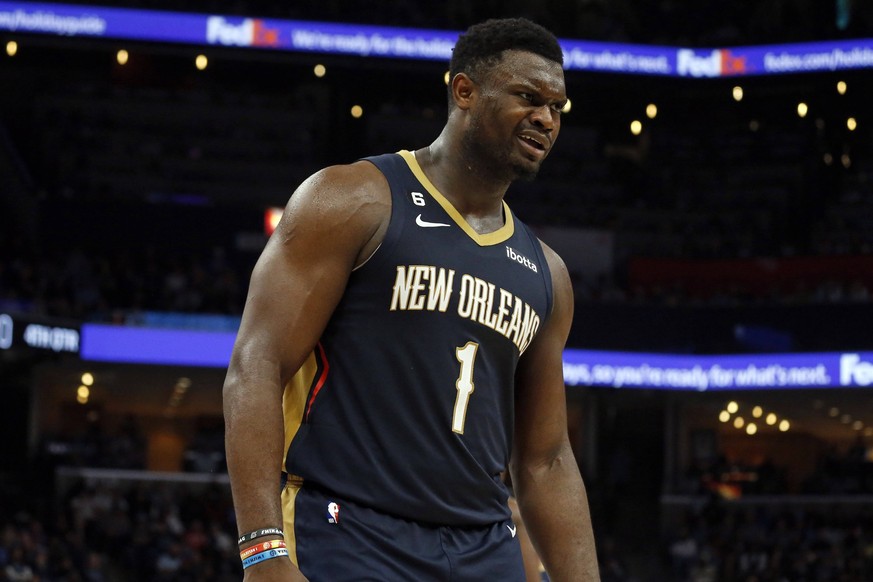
[282,150,553,526]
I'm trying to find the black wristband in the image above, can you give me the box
[238,527,285,547]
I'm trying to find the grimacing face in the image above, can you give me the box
[462,50,567,182]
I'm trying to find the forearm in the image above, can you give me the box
[225,371,309,580]
[223,367,287,538]
[513,443,600,582]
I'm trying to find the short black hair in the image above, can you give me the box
[449,18,563,82]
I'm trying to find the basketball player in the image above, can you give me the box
[223,17,599,581]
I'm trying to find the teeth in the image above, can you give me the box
[521,135,543,149]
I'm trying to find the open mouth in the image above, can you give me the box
[518,134,546,157]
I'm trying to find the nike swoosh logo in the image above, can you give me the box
[506,524,517,538]
[415,214,451,228]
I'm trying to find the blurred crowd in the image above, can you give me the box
[800,439,873,496]
[0,477,241,581]
[1,236,870,325]
[666,499,873,582]
[0,242,247,321]
[8,433,872,581]
[573,275,872,308]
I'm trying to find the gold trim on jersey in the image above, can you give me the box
[398,149,515,247]
[281,475,304,567]
[283,350,318,471]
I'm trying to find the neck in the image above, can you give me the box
[416,130,511,222]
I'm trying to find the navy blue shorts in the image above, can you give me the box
[281,481,527,581]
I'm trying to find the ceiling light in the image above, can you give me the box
[732,86,743,102]
[797,102,808,118]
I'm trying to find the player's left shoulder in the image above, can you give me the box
[535,238,572,294]
[526,237,573,334]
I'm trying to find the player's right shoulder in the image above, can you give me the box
[287,160,389,228]
[296,160,390,206]
[273,160,390,267]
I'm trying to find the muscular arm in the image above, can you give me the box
[510,244,600,581]
[223,162,389,580]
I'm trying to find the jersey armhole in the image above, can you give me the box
[353,242,382,271]
[352,157,401,273]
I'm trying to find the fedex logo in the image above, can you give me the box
[676,49,748,77]
[841,353,873,386]
[677,49,720,77]
[206,16,280,47]
[720,50,748,75]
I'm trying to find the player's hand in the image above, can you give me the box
[243,556,309,581]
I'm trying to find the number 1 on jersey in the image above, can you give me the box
[452,342,479,434]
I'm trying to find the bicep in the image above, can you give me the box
[228,164,389,385]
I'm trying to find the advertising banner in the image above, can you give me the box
[2,2,872,76]
[563,349,873,390]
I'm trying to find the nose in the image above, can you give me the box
[530,104,556,132]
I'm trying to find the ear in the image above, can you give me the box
[451,73,477,111]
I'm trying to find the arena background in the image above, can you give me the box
[1,1,873,580]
